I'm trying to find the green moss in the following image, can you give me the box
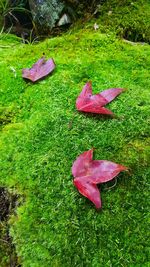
[0,15,150,267]
[96,0,150,43]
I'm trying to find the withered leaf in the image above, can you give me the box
[22,57,56,82]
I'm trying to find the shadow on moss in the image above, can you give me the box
[0,188,20,267]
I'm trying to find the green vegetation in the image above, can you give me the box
[96,0,150,43]
[0,1,150,266]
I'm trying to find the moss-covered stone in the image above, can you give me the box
[0,25,150,266]
[96,0,150,43]
[0,1,150,265]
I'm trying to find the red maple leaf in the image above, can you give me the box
[22,57,56,82]
[76,82,125,115]
[72,149,128,209]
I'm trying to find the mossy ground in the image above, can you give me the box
[0,2,150,266]
[95,0,150,43]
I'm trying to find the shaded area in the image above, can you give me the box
[0,188,20,267]
[96,0,150,44]
[123,27,147,43]
[1,0,102,40]
[1,0,34,42]
[1,0,150,44]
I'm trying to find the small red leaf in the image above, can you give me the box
[72,149,128,209]
[76,82,124,115]
[22,57,56,82]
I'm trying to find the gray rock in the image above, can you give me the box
[29,0,65,32]
[28,0,103,34]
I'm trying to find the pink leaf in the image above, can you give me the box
[72,149,128,209]
[22,57,56,82]
[76,82,125,115]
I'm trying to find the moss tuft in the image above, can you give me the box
[96,0,150,43]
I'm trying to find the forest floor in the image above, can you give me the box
[0,0,150,266]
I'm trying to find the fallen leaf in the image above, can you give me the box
[22,57,56,82]
[76,81,125,115]
[72,149,128,209]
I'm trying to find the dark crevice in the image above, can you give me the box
[0,187,21,267]
[4,0,35,42]
[122,28,149,44]
[5,1,32,28]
